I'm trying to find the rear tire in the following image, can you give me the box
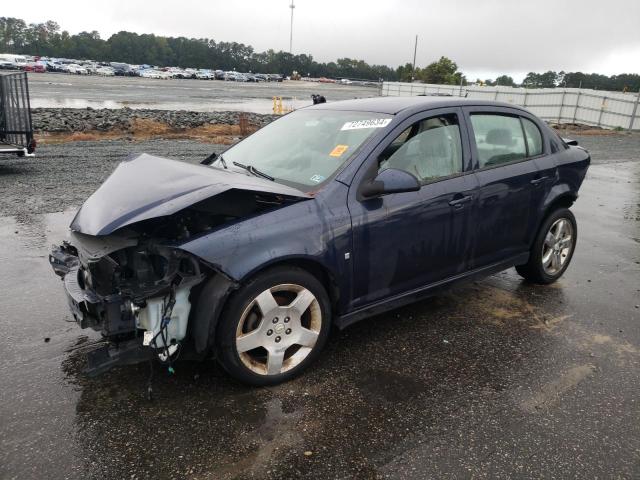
[216,266,331,386]
[516,208,577,284]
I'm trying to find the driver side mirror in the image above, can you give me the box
[359,168,420,199]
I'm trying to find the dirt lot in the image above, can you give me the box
[1,133,639,479]
[27,73,378,113]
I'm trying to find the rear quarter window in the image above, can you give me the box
[546,127,569,153]
[521,118,543,156]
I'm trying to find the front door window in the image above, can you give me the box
[379,114,463,183]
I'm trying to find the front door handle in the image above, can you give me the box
[449,195,472,209]
[530,176,549,186]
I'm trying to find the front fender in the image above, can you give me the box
[177,182,352,293]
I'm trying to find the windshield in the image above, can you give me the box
[218,109,393,191]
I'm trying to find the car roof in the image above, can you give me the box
[307,96,526,115]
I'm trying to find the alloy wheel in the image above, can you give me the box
[235,284,322,376]
[541,218,574,276]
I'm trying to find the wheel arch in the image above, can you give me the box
[532,188,577,245]
[543,191,577,212]
[240,256,341,315]
[191,255,341,354]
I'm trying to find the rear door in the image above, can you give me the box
[463,107,545,268]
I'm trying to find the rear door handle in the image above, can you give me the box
[449,195,472,208]
[530,176,549,186]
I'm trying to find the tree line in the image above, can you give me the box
[521,71,640,92]
[1,16,638,91]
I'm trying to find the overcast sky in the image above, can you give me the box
[4,0,640,82]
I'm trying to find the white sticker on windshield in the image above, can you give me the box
[341,118,391,131]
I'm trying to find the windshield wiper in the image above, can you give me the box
[216,155,228,169]
[201,152,227,169]
[232,161,275,181]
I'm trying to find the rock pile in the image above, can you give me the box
[32,108,278,133]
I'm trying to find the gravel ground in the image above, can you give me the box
[0,139,223,217]
[1,132,639,218]
[32,107,277,132]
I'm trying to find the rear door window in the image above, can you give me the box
[470,114,527,168]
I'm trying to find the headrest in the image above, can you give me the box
[485,128,514,146]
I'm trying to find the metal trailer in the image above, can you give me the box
[0,71,35,157]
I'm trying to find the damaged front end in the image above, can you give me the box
[49,153,309,376]
[50,229,205,375]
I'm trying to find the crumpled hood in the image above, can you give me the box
[71,153,309,236]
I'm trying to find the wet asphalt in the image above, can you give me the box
[1,135,639,479]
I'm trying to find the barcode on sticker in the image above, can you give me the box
[341,118,391,130]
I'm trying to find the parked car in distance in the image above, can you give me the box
[96,66,115,76]
[139,69,170,79]
[49,97,589,385]
[0,54,28,70]
[84,63,98,74]
[225,71,249,82]
[110,62,134,76]
[67,64,88,75]
[195,69,215,80]
[45,61,66,73]
[23,63,46,73]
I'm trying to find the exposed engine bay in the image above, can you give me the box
[50,181,306,376]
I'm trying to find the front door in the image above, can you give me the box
[348,108,478,308]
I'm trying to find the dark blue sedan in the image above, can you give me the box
[50,97,590,384]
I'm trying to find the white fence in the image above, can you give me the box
[381,82,640,130]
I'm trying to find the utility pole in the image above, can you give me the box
[289,0,295,53]
[411,35,418,82]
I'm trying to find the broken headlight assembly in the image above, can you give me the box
[51,237,206,373]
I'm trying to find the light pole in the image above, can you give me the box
[411,35,418,82]
[289,0,295,53]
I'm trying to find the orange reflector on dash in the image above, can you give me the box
[329,145,349,157]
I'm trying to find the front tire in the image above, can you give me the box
[216,267,331,385]
[516,208,577,284]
